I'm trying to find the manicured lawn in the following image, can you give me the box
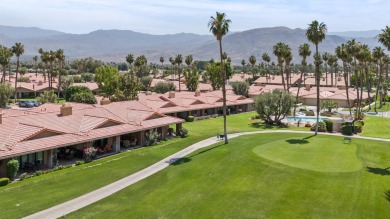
[67,133,390,218]
[359,116,390,139]
[368,101,390,113]
[0,112,304,219]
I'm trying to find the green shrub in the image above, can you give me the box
[0,178,9,187]
[324,119,333,132]
[187,116,194,122]
[6,159,19,180]
[341,125,353,135]
[34,170,43,177]
[65,86,92,101]
[305,110,315,116]
[155,82,176,94]
[17,76,30,82]
[310,122,327,132]
[178,128,188,138]
[72,75,83,83]
[75,160,85,166]
[69,91,97,104]
[81,73,94,82]
[146,131,159,146]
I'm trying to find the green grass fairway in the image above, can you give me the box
[67,133,390,219]
[253,137,362,172]
[360,116,390,139]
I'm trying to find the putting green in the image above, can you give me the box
[253,136,362,172]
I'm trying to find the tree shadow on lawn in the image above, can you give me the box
[385,190,390,202]
[169,144,224,166]
[285,139,309,144]
[250,122,289,129]
[366,166,390,176]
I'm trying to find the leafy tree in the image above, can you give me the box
[6,159,19,180]
[306,20,327,135]
[231,81,249,97]
[0,82,14,108]
[72,75,83,83]
[185,55,193,67]
[209,11,231,144]
[69,91,97,104]
[37,90,57,103]
[95,65,120,96]
[255,89,294,125]
[111,72,140,101]
[155,81,176,94]
[141,76,153,91]
[336,44,352,115]
[11,42,24,101]
[81,72,94,82]
[321,100,339,112]
[206,62,222,90]
[249,55,257,80]
[65,85,91,101]
[19,67,27,75]
[183,68,199,91]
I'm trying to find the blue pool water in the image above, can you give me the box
[283,117,329,122]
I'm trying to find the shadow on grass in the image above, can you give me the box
[169,144,224,166]
[385,190,390,202]
[366,166,390,176]
[303,135,315,140]
[250,122,289,129]
[286,139,309,144]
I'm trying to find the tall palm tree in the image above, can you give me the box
[262,53,271,82]
[378,26,390,50]
[372,47,385,111]
[306,20,327,135]
[222,52,228,61]
[322,52,329,85]
[175,54,183,92]
[241,59,246,72]
[293,43,311,116]
[39,48,49,83]
[56,49,65,98]
[48,50,57,89]
[327,54,338,86]
[33,55,38,77]
[160,56,164,69]
[336,44,352,115]
[185,55,193,67]
[249,55,257,81]
[126,53,134,70]
[356,44,371,113]
[11,43,24,101]
[0,45,13,83]
[273,42,288,90]
[208,11,231,144]
[284,48,292,91]
[346,39,361,117]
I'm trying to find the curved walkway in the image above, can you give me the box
[24,130,390,219]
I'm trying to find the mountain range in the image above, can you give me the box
[0,25,386,64]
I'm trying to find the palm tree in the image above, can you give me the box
[56,49,65,98]
[336,44,352,116]
[249,55,257,81]
[262,53,271,82]
[160,56,164,69]
[33,55,38,77]
[293,43,311,116]
[241,59,246,72]
[378,26,390,50]
[11,43,24,101]
[346,39,361,117]
[222,52,228,61]
[39,48,49,83]
[306,20,327,135]
[48,50,57,89]
[208,11,231,144]
[284,48,292,91]
[175,54,183,92]
[372,47,385,111]
[322,52,329,85]
[356,45,371,113]
[126,53,134,70]
[185,55,193,67]
[0,45,13,82]
[273,42,288,90]
[327,54,338,86]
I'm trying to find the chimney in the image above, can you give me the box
[100,98,111,105]
[145,91,152,95]
[60,103,73,116]
[306,84,311,91]
[195,90,201,97]
[169,91,175,98]
[38,80,43,85]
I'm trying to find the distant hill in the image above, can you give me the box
[0,25,64,39]
[328,30,381,38]
[0,25,386,64]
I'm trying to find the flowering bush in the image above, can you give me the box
[83,147,97,163]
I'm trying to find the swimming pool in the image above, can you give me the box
[283,117,329,122]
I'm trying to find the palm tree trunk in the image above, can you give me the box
[325,65,328,86]
[343,63,352,116]
[14,57,19,101]
[219,39,228,144]
[315,45,320,135]
[293,65,305,116]
[2,65,5,82]
[178,65,181,92]
[280,63,286,90]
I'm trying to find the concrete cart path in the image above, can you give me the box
[24,130,390,219]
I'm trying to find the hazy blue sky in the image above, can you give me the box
[2,0,389,34]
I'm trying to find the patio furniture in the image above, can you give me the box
[344,137,352,144]
[123,140,130,148]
